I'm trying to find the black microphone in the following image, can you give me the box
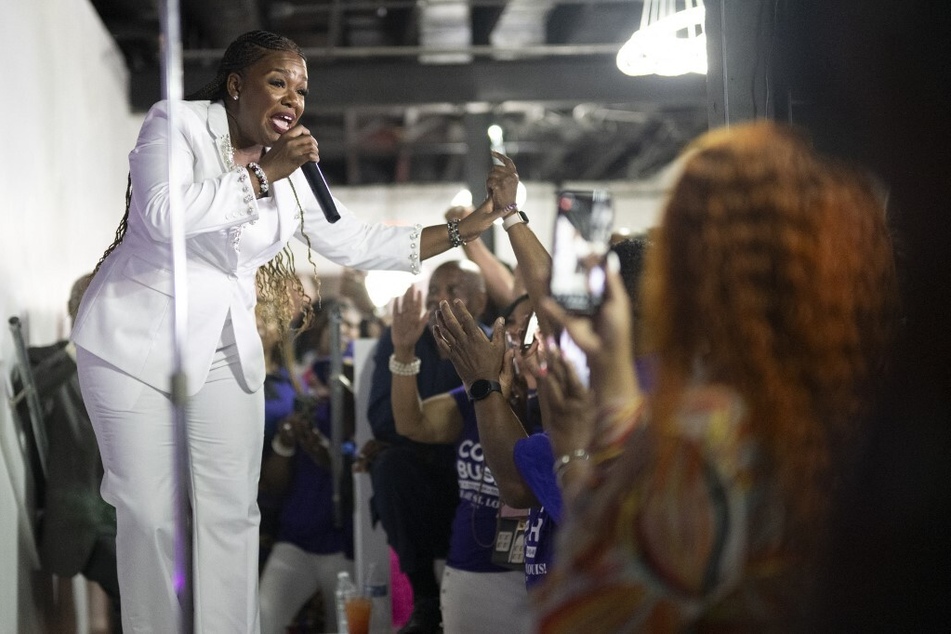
[301,162,341,223]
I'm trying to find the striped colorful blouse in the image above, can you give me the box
[534,385,808,632]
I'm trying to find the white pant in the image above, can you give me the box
[259,542,354,634]
[440,566,531,634]
[77,339,264,634]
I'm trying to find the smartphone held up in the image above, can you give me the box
[548,189,615,315]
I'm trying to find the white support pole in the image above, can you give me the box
[157,1,193,632]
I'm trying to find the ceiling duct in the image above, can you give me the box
[490,0,557,59]
[418,0,472,63]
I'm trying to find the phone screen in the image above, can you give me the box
[522,312,539,349]
[558,329,590,388]
[549,190,615,315]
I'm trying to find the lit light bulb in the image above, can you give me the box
[487,125,504,150]
[616,1,707,77]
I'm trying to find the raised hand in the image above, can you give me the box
[486,152,520,211]
[390,285,429,354]
[454,152,519,243]
[537,254,637,399]
[433,299,506,391]
[522,340,595,458]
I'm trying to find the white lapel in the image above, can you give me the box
[206,102,234,172]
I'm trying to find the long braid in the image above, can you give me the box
[93,173,132,275]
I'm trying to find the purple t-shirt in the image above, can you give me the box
[263,362,348,556]
[447,386,509,573]
[276,398,347,554]
[513,433,561,588]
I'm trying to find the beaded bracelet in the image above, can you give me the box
[389,354,421,376]
[447,219,466,248]
[246,162,269,196]
[271,434,296,457]
[499,202,518,215]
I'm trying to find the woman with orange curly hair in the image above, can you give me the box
[529,121,897,631]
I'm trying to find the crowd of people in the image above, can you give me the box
[56,27,901,634]
[245,118,897,633]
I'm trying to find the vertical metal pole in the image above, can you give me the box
[464,111,494,251]
[8,317,49,479]
[329,306,345,528]
[157,0,193,631]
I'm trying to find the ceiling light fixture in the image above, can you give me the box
[616,0,707,77]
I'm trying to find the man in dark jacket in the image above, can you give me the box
[365,261,487,634]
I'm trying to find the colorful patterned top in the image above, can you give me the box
[533,385,807,632]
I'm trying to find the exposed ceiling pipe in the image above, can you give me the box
[418,1,473,64]
[490,0,557,57]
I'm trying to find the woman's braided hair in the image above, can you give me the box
[186,30,306,101]
[95,30,319,335]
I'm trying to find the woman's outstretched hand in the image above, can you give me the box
[454,152,520,243]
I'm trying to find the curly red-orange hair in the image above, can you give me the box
[642,121,897,548]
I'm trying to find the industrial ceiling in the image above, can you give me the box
[90,0,710,186]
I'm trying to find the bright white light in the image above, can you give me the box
[487,125,504,148]
[364,270,417,309]
[451,188,473,207]
[617,3,707,77]
[516,182,528,207]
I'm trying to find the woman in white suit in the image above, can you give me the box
[71,30,510,633]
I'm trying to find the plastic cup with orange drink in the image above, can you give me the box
[344,593,372,634]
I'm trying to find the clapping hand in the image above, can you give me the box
[521,339,595,456]
[433,299,508,394]
[390,285,429,353]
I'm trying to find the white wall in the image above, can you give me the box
[0,1,142,630]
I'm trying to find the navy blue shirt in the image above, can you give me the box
[367,327,462,453]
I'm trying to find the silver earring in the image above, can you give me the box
[233,94,239,100]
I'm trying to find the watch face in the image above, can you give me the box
[469,379,501,401]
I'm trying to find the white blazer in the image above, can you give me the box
[73,100,420,395]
